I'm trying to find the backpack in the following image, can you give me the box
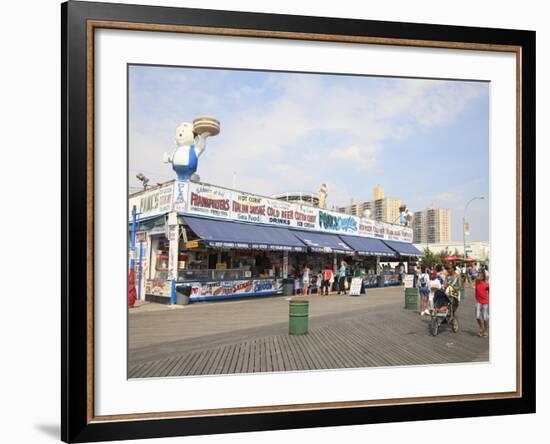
[419,274,427,287]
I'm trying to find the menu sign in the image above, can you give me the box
[187,182,231,219]
[180,182,413,242]
[349,277,363,296]
[232,192,268,224]
[294,205,317,230]
[358,219,375,237]
[194,187,321,231]
[128,182,174,219]
[130,180,414,243]
[398,227,414,243]
[317,210,358,234]
[403,274,415,288]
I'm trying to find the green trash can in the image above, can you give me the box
[283,278,294,296]
[289,300,309,335]
[404,287,418,310]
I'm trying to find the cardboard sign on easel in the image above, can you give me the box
[350,277,363,296]
[403,274,414,288]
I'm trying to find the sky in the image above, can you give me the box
[128,65,490,242]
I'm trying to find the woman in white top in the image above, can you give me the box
[302,266,310,295]
[428,272,442,311]
[418,266,431,316]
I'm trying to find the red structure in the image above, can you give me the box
[128,268,137,308]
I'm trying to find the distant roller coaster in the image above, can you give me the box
[270,191,320,207]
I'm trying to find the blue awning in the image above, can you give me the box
[338,235,396,256]
[383,240,423,257]
[291,230,354,254]
[183,216,307,252]
[128,214,165,233]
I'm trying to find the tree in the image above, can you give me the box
[435,248,450,265]
[420,247,436,268]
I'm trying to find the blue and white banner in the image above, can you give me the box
[129,180,414,243]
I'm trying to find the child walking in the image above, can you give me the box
[418,266,431,316]
[475,271,489,337]
[293,274,301,295]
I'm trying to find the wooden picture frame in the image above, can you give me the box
[62,1,535,442]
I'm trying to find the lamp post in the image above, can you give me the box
[136,172,149,190]
[426,232,428,265]
[463,195,485,262]
[460,196,483,301]
[129,205,143,307]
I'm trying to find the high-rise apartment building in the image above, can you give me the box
[413,211,426,243]
[413,208,451,244]
[336,201,370,217]
[373,185,384,200]
[374,198,401,224]
[337,186,401,224]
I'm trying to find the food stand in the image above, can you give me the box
[129,180,420,303]
[177,244,286,301]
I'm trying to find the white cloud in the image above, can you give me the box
[376,79,486,129]
[329,145,377,170]
[130,68,488,204]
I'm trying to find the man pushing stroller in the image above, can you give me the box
[429,266,461,336]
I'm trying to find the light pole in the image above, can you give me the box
[426,230,428,266]
[463,195,485,263]
[136,172,149,190]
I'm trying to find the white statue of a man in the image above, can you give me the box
[318,183,329,209]
[163,122,210,181]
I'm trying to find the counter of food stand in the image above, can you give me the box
[381,273,401,286]
[362,274,380,288]
[186,277,283,301]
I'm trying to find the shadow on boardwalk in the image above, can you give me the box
[128,287,489,378]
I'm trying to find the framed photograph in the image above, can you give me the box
[62,1,535,442]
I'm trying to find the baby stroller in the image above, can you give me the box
[430,288,459,336]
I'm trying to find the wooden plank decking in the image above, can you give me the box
[128,287,489,378]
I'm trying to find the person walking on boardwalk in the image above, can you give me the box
[418,265,431,316]
[475,270,490,337]
[322,265,334,295]
[316,270,323,295]
[436,264,447,288]
[428,270,442,311]
[446,265,461,315]
[337,261,347,295]
[293,273,301,295]
[302,265,311,295]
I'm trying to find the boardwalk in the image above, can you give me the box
[128,287,489,378]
